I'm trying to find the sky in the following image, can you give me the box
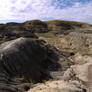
[0,0,92,24]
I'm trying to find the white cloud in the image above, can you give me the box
[0,0,92,23]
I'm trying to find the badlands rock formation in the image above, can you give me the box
[0,20,92,92]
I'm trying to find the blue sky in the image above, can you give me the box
[0,0,92,24]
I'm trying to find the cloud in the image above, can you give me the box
[0,0,92,23]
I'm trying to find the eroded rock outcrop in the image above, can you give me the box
[0,38,49,91]
[0,37,72,92]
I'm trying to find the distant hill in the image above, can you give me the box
[0,20,92,33]
[0,19,92,42]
